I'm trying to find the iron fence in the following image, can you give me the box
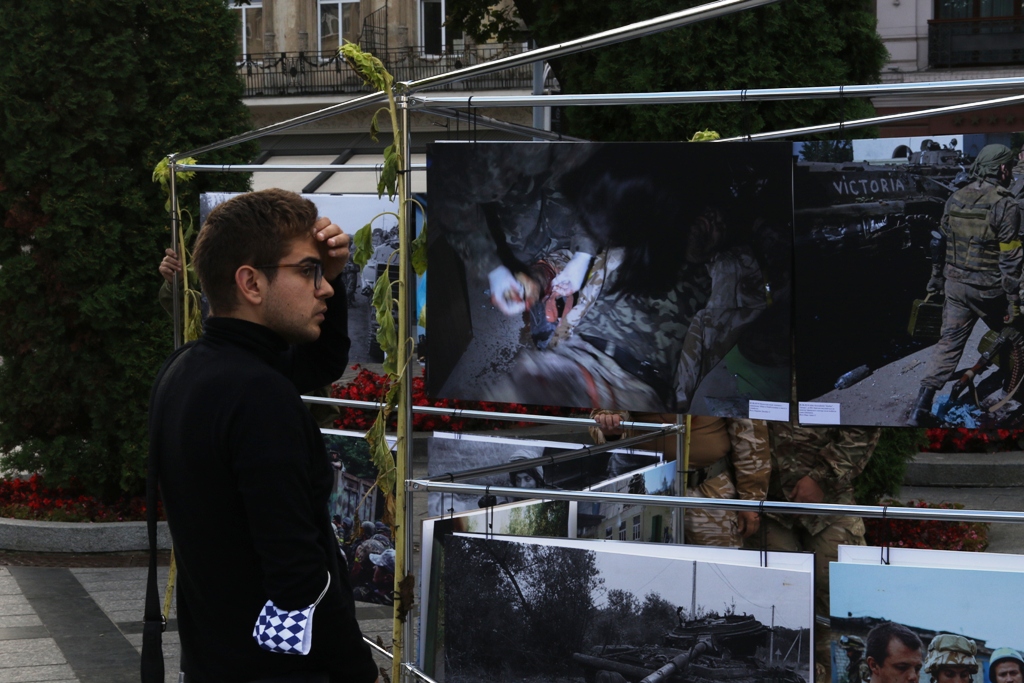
[929,16,1024,67]
[238,43,558,97]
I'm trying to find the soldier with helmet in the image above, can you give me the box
[989,648,1024,683]
[923,634,979,683]
[909,144,1022,425]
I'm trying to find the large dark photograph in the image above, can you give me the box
[426,142,793,418]
[793,134,1024,427]
[443,535,813,683]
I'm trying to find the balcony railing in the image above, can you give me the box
[238,43,558,97]
[928,16,1024,68]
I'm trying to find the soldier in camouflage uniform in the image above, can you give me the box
[923,635,978,683]
[909,144,1022,425]
[745,423,880,683]
[593,412,770,547]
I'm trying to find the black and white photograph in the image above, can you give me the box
[792,133,1024,427]
[427,141,794,418]
[830,558,1024,683]
[426,432,658,517]
[443,535,813,683]
[201,191,402,366]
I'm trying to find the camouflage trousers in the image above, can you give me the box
[744,515,867,683]
[682,470,744,547]
[920,279,1008,391]
[510,335,666,412]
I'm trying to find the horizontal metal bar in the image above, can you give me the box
[404,0,782,93]
[404,662,439,683]
[408,480,1024,524]
[423,425,681,483]
[173,90,388,160]
[409,76,1024,109]
[182,164,426,173]
[718,92,1024,141]
[420,106,587,142]
[301,395,672,430]
[365,636,393,659]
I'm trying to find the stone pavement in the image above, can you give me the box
[0,563,394,683]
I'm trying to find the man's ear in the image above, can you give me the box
[235,265,265,306]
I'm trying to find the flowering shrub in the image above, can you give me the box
[925,428,1024,453]
[0,474,158,523]
[864,499,988,552]
[331,365,586,432]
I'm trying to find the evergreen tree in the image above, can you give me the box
[448,0,887,140]
[0,0,256,500]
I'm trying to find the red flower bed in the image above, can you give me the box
[331,365,586,432]
[925,427,1024,453]
[864,499,988,552]
[0,474,158,523]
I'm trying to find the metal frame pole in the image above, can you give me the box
[397,92,416,683]
[168,156,183,349]
[407,76,1024,108]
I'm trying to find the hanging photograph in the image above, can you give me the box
[443,534,813,683]
[576,460,679,543]
[200,192,406,366]
[321,431,394,606]
[792,133,1024,427]
[417,499,575,672]
[426,432,659,517]
[426,141,794,419]
[830,558,1024,683]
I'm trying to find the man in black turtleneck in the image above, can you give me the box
[148,189,378,683]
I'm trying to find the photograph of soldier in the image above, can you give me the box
[989,649,1024,683]
[792,136,1024,427]
[591,411,770,547]
[831,562,1019,683]
[863,622,924,683]
[426,141,793,417]
[908,145,1022,427]
[425,433,658,517]
[746,423,880,683]
[923,635,980,683]
[443,535,812,683]
[200,192,403,366]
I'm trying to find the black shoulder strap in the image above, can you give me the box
[142,346,192,683]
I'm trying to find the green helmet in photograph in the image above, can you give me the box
[923,634,979,675]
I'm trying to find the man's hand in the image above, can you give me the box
[314,217,351,281]
[159,248,182,284]
[926,265,945,296]
[737,510,761,538]
[488,265,527,315]
[594,411,624,437]
[790,475,825,504]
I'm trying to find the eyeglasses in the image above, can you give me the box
[255,260,324,289]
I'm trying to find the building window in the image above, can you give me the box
[605,525,613,540]
[320,0,361,56]
[935,0,1022,17]
[421,0,444,53]
[618,520,626,541]
[233,1,264,60]
[632,516,641,541]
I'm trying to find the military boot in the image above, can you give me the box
[907,386,936,426]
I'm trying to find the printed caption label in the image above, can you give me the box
[748,400,790,422]
[798,402,841,425]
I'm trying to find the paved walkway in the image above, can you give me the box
[0,564,393,683]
